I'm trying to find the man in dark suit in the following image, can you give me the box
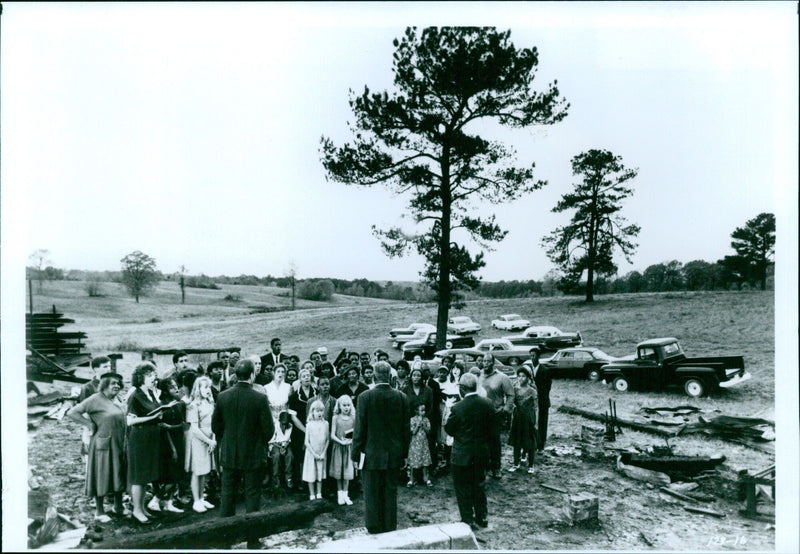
[260,337,285,369]
[444,372,495,530]
[528,347,552,452]
[352,361,410,534]
[212,359,274,516]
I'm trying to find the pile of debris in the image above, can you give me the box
[558,402,776,453]
[27,387,78,430]
[28,470,86,550]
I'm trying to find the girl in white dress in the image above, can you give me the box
[302,401,329,501]
[185,376,217,513]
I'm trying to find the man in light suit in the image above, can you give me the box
[212,359,274,516]
[352,361,410,534]
[444,372,495,530]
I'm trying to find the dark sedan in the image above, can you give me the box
[540,347,616,381]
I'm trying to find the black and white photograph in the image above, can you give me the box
[2,2,798,552]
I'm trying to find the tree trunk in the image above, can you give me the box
[135,294,140,303]
[586,265,595,302]
[99,501,333,549]
[436,152,452,351]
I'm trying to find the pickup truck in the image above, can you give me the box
[402,331,475,361]
[504,326,583,353]
[601,337,751,398]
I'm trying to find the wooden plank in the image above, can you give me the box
[684,505,726,518]
[659,486,700,504]
[541,483,568,494]
[558,405,682,437]
[143,347,242,355]
[99,500,333,549]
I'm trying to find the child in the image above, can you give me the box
[407,403,433,487]
[185,376,217,513]
[302,400,329,501]
[269,411,294,489]
[329,395,355,505]
[508,366,538,474]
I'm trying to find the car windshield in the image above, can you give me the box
[663,342,683,356]
[506,315,520,320]
[451,317,469,323]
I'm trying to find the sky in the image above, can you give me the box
[2,2,797,283]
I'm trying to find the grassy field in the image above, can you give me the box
[30,282,774,405]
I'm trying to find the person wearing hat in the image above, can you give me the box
[526,347,551,452]
[67,371,129,522]
[317,346,329,363]
[507,366,538,473]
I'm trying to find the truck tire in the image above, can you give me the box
[613,376,629,392]
[684,378,706,398]
[587,367,601,381]
[445,340,453,349]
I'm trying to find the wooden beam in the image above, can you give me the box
[558,405,682,437]
[99,500,333,550]
[143,347,242,355]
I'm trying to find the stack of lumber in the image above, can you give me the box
[26,309,90,367]
[27,307,93,382]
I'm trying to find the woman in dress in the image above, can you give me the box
[508,366,538,474]
[288,365,317,488]
[66,372,127,522]
[401,367,434,420]
[126,362,165,523]
[149,377,187,514]
[185,376,217,513]
[264,364,292,424]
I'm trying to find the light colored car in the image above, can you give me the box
[504,325,583,352]
[390,323,436,348]
[447,316,481,335]
[473,338,535,366]
[491,314,531,331]
[389,322,435,338]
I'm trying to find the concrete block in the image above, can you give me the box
[317,522,478,551]
[565,491,599,523]
[439,522,480,550]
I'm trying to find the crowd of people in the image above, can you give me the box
[66,338,552,533]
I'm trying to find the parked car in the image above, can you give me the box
[389,323,436,348]
[540,347,618,381]
[473,338,536,366]
[433,348,517,380]
[504,325,583,352]
[601,337,751,398]
[447,316,482,335]
[402,331,475,360]
[491,314,531,331]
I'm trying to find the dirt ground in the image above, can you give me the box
[28,380,775,551]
